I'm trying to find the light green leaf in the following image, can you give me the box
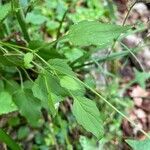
[63,47,84,63]
[48,59,75,76]
[80,136,97,150]
[72,96,104,139]
[67,20,130,46]
[126,139,150,150]
[134,69,150,89]
[0,91,18,115]
[26,12,47,25]
[60,76,82,91]
[0,3,11,22]
[24,52,33,69]
[13,89,42,126]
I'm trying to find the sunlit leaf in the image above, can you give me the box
[126,139,150,150]
[24,52,33,69]
[0,3,11,22]
[0,91,18,115]
[72,96,104,139]
[67,20,130,46]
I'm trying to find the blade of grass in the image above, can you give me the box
[0,129,22,150]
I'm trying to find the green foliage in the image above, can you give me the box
[48,59,75,76]
[126,139,150,150]
[0,3,11,22]
[60,76,82,91]
[67,21,131,46]
[17,126,30,140]
[0,91,17,115]
[72,96,104,139]
[26,12,48,25]
[13,89,42,126]
[24,52,33,69]
[134,69,150,89]
[0,129,22,150]
[0,0,149,149]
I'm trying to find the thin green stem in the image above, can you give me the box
[56,9,68,40]
[12,0,30,42]
[122,1,136,26]
[121,42,145,71]
[16,67,24,90]
[103,1,137,66]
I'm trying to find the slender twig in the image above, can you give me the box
[56,9,68,40]
[122,1,137,26]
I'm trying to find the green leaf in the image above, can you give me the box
[80,136,97,150]
[134,69,150,89]
[13,89,42,126]
[67,20,130,46]
[5,80,20,94]
[24,52,33,69]
[28,40,63,60]
[17,126,30,140]
[26,12,47,25]
[60,75,85,96]
[0,91,18,115]
[0,3,11,22]
[63,47,84,63]
[0,53,24,67]
[126,139,150,150]
[60,76,82,91]
[32,71,68,116]
[32,71,67,103]
[0,80,4,90]
[72,96,104,139]
[0,129,22,150]
[48,59,75,76]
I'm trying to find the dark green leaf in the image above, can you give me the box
[13,89,42,126]
[32,71,68,116]
[28,40,63,60]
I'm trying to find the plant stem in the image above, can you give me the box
[12,0,30,42]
